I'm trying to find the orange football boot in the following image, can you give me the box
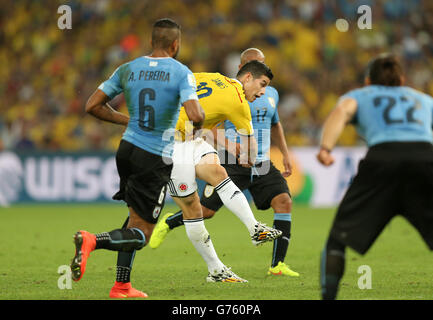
[109,281,148,298]
[70,230,96,281]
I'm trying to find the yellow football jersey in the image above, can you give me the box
[176,72,254,140]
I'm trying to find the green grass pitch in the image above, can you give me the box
[1,203,433,300]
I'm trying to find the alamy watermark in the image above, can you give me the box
[57,265,72,289]
[336,5,372,32]
[357,265,372,290]
[57,5,72,30]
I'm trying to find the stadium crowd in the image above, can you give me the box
[1,0,433,152]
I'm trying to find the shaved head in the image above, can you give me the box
[240,48,265,67]
[151,18,180,50]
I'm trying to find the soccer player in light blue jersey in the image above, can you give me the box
[70,18,205,298]
[151,48,299,277]
[318,53,433,300]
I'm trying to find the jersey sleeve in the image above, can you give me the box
[270,88,280,125]
[223,120,239,142]
[430,95,433,130]
[98,66,123,99]
[227,100,254,136]
[179,67,198,104]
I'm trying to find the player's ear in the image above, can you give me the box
[171,38,180,53]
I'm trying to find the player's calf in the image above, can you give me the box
[202,206,216,219]
[320,235,346,300]
[95,228,146,251]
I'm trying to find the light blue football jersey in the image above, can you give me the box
[224,86,280,162]
[341,85,433,146]
[98,56,198,156]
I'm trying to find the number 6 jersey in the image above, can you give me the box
[341,85,433,146]
[98,56,198,157]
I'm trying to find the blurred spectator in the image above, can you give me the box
[2,0,433,151]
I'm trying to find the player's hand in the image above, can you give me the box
[281,155,292,177]
[316,148,334,166]
[184,127,202,141]
[237,152,254,168]
[193,127,203,139]
[240,161,253,168]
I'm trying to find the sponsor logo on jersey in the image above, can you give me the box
[268,97,276,108]
[188,74,197,88]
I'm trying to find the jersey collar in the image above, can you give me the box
[231,78,242,86]
[144,56,172,59]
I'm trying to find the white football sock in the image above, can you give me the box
[215,177,258,235]
[184,218,225,274]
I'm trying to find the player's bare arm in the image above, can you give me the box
[317,97,357,166]
[85,89,129,126]
[271,121,292,177]
[183,99,205,126]
[239,134,258,167]
[183,99,205,139]
[208,125,255,166]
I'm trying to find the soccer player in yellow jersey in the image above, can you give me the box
[155,61,283,282]
[175,72,256,139]
[153,49,299,278]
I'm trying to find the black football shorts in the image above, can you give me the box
[328,142,433,255]
[112,139,172,224]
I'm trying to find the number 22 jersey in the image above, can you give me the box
[341,85,433,146]
[98,56,198,157]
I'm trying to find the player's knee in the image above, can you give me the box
[133,227,150,250]
[127,220,153,249]
[212,165,229,186]
[272,193,292,213]
[176,193,203,219]
[183,195,201,210]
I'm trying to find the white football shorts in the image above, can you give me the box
[168,138,217,197]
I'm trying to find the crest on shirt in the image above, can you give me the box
[178,183,188,192]
[204,185,214,198]
[187,74,197,88]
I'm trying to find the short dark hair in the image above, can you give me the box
[365,53,403,86]
[152,18,180,49]
[236,60,274,80]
